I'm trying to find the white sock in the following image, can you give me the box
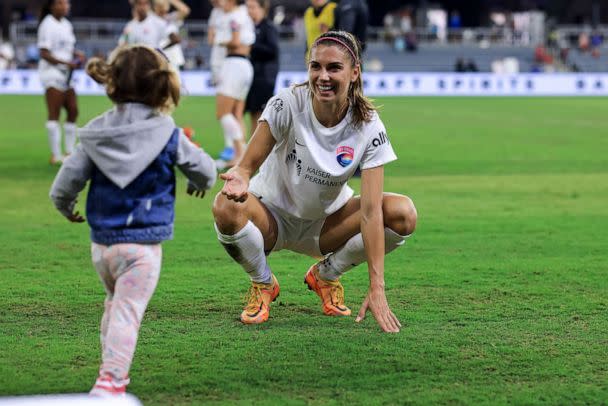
[46,120,62,159]
[215,221,272,284]
[318,228,409,281]
[220,113,244,145]
[63,122,77,155]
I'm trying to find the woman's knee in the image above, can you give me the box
[212,192,247,233]
[383,194,417,236]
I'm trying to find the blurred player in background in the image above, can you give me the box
[304,0,336,59]
[153,0,190,69]
[213,0,256,168]
[50,45,216,396]
[333,0,369,51]
[207,0,226,85]
[119,0,181,50]
[37,0,84,165]
[207,0,232,160]
[244,0,279,136]
[213,31,417,333]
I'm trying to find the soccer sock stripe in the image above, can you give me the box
[215,221,272,284]
[318,227,410,281]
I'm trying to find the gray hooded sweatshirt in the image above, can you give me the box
[50,103,217,219]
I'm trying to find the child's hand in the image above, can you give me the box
[67,211,85,223]
[186,182,206,198]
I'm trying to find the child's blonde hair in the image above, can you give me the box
[86,45,180,113]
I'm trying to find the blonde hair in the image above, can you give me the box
[86,45,180,113]
[305,30,376,128]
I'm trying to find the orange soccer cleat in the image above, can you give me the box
[240,275,280,324]
[304,264,351,316]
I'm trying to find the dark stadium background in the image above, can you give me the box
[1,0,606,35]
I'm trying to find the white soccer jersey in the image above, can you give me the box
[250,86,397,220]
[119,13,177,48]
[209,7,227,73]
[37,14,75,71]
[213,5,255,48]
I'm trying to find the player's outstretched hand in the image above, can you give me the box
[355,287,401,333]
[220,168,249,202]
[186,182,206,198]
[67,210,85,223]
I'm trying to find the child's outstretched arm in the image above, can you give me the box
[176,130,217,198]
[49,145,93,222]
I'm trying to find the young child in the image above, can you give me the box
[49,45,217,396]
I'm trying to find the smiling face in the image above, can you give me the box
[308,43,360,106]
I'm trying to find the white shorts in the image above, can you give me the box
[216,56,253,101]
[261,200,326,259]
[210,63,222,86]
[39,66,72,91]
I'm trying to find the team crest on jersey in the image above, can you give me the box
[336,146,354,167]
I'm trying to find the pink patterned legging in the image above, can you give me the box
[91,243,162,383]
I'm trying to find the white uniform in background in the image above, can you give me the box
[250,86,397,256]
[119,13,176,48]
[160,11,185,69]
[37,14,75,91]
[208,6,227,85]
[215,5,255,100]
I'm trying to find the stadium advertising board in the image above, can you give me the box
[1,70,607,96]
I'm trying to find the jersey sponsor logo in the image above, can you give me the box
[305,166,348,187]
[270,98,284,112]
[372,131,389,148]
[336,146,354,167]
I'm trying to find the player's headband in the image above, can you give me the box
[312,37,358,64]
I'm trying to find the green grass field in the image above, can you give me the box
[0,95,607,405]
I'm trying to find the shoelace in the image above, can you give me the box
[329,283,345,305]
[319,277,345,305]
[244,283,272,311]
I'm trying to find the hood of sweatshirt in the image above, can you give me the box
[79,103,176,189]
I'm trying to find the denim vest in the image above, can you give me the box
[86,129,179,245]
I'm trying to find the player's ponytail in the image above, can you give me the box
[85,45,180,113]
[347,65,376,128]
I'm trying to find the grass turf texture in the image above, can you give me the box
[0,95,607,405]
